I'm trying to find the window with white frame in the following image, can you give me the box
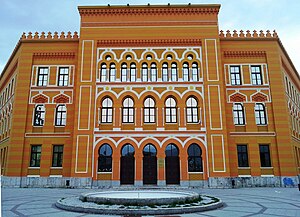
[37,67,49,86]
[165,97,177,123]
[186,97,198,123]
[150,63,157,81]
[142,63,148,81]
[255,103,267,125]
[109,63,116,82]
[100,63,107,82]
[191,62,199,81]
[230,66,241,85]
[233,103,245,125]
[121,63,127,82]
[58,67,69,86]
[122,97,134,123]
[183,62,189,81]
[101,98,113,123]
[144,97,156,123]
[251,65,263,85]
[33,104,45,126]
[162,63,169,81]
[55,104,67,126]
[130,63,136,82]
[171,63,177,81]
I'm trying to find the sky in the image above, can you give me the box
[1,0,300,74]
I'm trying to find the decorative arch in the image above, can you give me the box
[31,93,49,103]
[251,92,268,102]
[229,92,247,102]
[53,93,70,104]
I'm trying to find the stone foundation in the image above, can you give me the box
[1,176,299,188]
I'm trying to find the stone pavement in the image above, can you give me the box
[1,187,300,217]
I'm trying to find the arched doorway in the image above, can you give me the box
[143,144,157,185]
[120,144,135,185]
[165,144,180,184]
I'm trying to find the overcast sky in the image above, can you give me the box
[1,0,299,74]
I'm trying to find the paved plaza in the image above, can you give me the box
[1,187,300,217]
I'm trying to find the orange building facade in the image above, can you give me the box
[0,4,299,188]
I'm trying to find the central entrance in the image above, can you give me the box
[143,144,157,185]
[165,144,180,185]
[120,144,135,185]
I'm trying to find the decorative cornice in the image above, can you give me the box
[21,32,79,41]
[78,5,220,16]
[97,39,202,47]
[220,30,278,40]
[224,51,266,59]
[33,52,75,59]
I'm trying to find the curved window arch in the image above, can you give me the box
[130,63,136,82]
[109,63,116,82]
[233,103,245,125]
[33,104,45,126]
[165,97,177,123]
[98,144,112,172]
[142,63,148,82]
[162,63,169,81]
[144,97,156,123]
[123,97,134,123]
[55,104,67,126]
[255,103,267,125]
[150,63,157,82]
[100,63,107,82]
[171,63,177,81]
[165,144,179,157]
[188,144,203,172]
[121,144,135,156]
[183,62,189,81]
[121,63,127,82]
[101,97,113,123]
[186,97,198,123]
[143,144,157,157]
[191,62,198,81]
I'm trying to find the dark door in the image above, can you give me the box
[143,144,157,185]
[165,144,180,184]
[120,144,135,185]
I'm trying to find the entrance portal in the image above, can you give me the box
[165,144,180,184]
[120,144,135,185]
[143,144,157,185]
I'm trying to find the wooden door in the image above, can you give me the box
[165,156,180,184]
[120,156,135,185]
[143,156,157,185]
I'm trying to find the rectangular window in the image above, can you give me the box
[251,65,263,85]
[58,67,69,86]
[259,144,271,167]
[37,67,49,86]
[230,66,241,85]
[162,67,168,81]
[30,145,41,167]
[52,145,63,167]
[237,145,249,167]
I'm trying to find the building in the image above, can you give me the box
[0,4,299,188]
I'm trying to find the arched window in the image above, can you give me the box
[101,98,113,123]
[171,63,177,81]
[109,63,116,82]
[142,63,148,82]
[98,144,112,172]
[143,144,157,157]
[130,63,136,82]
[165,144,179,156]
[33,104,45,126]
[188,144,203,172]
[150,63,157,82]
[100,63,107,82]
[162,63,169,81]
[183,62,189,81]
[121,144,135,156]
[55,104,67,126]
[144,97,155,123]
[186,97,198,123]
[165,97,177,123]
[255,103,267,125]
[123,97,134,123]
[191,62,198,81]
[121,63,127,82]
[233,103,245,125]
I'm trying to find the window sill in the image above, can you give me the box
[238,167,251,169]
[188,172,203,174]
[97,172,112,174]
[260,167,273,169]
[28,167,40,169]
[54,125,66,128]
[33,126,44,128]
[50,167,63,169]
